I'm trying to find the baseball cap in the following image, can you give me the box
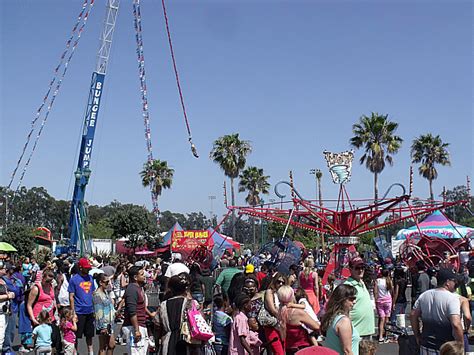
[245,264,255,274]
[78,257,92,269]
[437,268,462,285]
[349,256,366,268]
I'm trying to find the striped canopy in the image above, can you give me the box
[395,210,474,240]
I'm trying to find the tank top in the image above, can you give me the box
[285,323,311,350]
[376,278,390,299]
[299,271,315,290]
[325,314,360,355]
[33,283,55,320]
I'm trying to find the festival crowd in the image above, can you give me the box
[0,247,471,355]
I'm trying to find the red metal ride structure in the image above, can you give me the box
[227,150,470,279]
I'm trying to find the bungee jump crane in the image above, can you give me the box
[68,0,120,255]
[8,0,198,255]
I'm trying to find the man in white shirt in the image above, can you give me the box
[410,268,463,354]
[164,253,190,278]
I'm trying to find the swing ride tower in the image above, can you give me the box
[68,0,120,254]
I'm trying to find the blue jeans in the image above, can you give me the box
[3,312,16,353]
[213,344,228,355]
[192,292,204,303]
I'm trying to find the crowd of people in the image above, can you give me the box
[0,247,470,355]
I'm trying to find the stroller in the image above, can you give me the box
[384,322,418,355]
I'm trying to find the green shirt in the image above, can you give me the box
[216,267,241,294]
[344,277,375,337]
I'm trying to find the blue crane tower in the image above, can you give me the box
[67,0,120,254]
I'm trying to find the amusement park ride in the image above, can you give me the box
[218,150,472,278]
[7,1,471,270]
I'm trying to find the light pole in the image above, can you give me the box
[208,195,216,220]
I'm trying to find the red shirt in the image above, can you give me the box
[256,271,267,285]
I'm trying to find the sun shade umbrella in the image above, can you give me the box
[0,242,17,252]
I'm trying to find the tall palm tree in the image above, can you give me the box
[239,166,270,248]
[210,133,252,239]
[315,169,323,207]
[411,133,450,201]
[140,159,174,208]
[350,112,403,203]
[238,166,270,206]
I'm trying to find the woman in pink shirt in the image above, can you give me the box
[27,269,56,325]
[299,258,320,315]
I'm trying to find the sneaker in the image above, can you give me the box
[18,347,30,354]
[148,336,156,348]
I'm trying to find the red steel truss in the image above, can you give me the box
[228,184,468,237]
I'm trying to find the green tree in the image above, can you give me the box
[350,112,403,203]
[183,212,211,230]
[158,210,187,232]
[140,159,174,211]
[222,217,252,245]
[2,223,36,257]
[238,167,270,206]
[109,205,159,252]
[86,219,114,239]
[411,133,450,200]
[442,185,473,224]
[210,133,252,240]
[238,166,270,248]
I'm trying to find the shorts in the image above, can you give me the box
[63,340,76,355]
[76,313,95,339]
[376,300,392,318]
[35,345,52,354]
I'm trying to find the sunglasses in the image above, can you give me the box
[102,280,110,284]
[276,280,285,284]
[352,266,364,271]
[348,296,357,301]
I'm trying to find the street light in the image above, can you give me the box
[208,195,216,220]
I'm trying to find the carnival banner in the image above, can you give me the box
[171,230,210,252]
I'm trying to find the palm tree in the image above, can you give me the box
[238,166,270,248]
[350,112,403,203]
[315,169,323,207]
[140,159,174,208]
[411,133,450,201]
[239,166,270,206]
[210,133,252,239]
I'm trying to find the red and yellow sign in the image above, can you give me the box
[171,230,210,252]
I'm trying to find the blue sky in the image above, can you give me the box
[1,0,472,219]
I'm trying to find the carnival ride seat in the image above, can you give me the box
[400,234,459,270]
